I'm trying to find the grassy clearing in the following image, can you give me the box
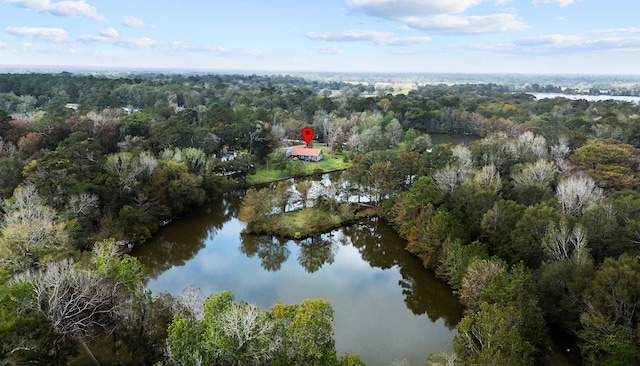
[244,204,364,239]
[247,167,283,184]
[247,146,350,185]
[304,146,350,172]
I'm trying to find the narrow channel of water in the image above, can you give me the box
[132,184,464,366]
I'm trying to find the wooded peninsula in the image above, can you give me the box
[2,71,640,365]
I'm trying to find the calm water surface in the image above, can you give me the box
[530,92,640,104]
[132,180,464,366]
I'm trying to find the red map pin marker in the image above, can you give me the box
[301,127,314,146]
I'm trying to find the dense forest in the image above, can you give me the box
[2,72,640,365]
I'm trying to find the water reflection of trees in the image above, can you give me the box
[344,219,463,329]
[240,235,290,271]
[342,218,395,269]
[397,267,463,329]
[239,234,338,273]
[132,194,237,277]
[296,235,339,273]
[139,181,463,329]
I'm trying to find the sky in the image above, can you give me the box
[1,0,640,74]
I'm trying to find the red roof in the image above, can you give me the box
[291,147,322,157]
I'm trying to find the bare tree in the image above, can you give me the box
[433,166,459,194]
[472,164,501,193]
[426,352,458,366]
[105,152,144,193]
[511,159,557,187]
[550,137,571,172]
[556,173,605,216]
[215,303,280,365]
[159,148,180,162]
[295,181,313,208]
[177,285,206,321]
[452,145,473,168]
[138,151,159,178]
[67,193,100,217]
[510,131,547,161]
[14,260,115,365]
[459,259,504,315]
[550,137,570,161]
[182,147,209,175]
[346,127,361,151]
[312,110,332,141]
[432,144,477,193]
[325,118,341,155]
[269,124,286,148]
[434,164,474,194]
[247,123,267,154]
[0,184,70,271]
[543,220,589,263]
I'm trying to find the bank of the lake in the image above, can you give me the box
[131,178,464,366]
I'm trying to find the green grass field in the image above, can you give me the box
[247,146,350,185]
[244,206,351,239]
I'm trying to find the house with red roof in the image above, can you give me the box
[289,147,324,162]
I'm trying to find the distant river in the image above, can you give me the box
[530,92,640,104]
[132,173,463,366]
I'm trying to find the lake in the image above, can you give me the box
[530,92,640,104]
[132,177,464,366]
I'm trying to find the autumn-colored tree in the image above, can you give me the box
[459,258,505,314]
[454,302,535,366]
[17,131,44,161]
[570,139,640,190]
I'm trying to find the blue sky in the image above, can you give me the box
[1,0,640,74]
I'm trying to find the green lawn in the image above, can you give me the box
[247,146,350,185]
[245,206,352,239]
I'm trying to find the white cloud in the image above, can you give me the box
[122,16,150,29]
[347,0,484,18]
[390,48,430,55]
[0,41,6,47]
[306,30,432,47]
[119,37,157,48]
[239,49,269,57]
[375,36,431,46]
[78,34,156,48]
[479,34,640,54]
[313,45,344,54]
[404,13,527,34]
[532,0,582,6]
[592,27,640,35]
[77,34,115,43]
[514,34,582,47]
[4,0,103,21]
[346,0,527,34]
[6,26,71,42]
[167,40,224,53]
[306,30,393,42]
[99,27,118,38]
[79,34,236,55]
[0,41,78,55]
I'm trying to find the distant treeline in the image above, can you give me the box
[3,72,640,365]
